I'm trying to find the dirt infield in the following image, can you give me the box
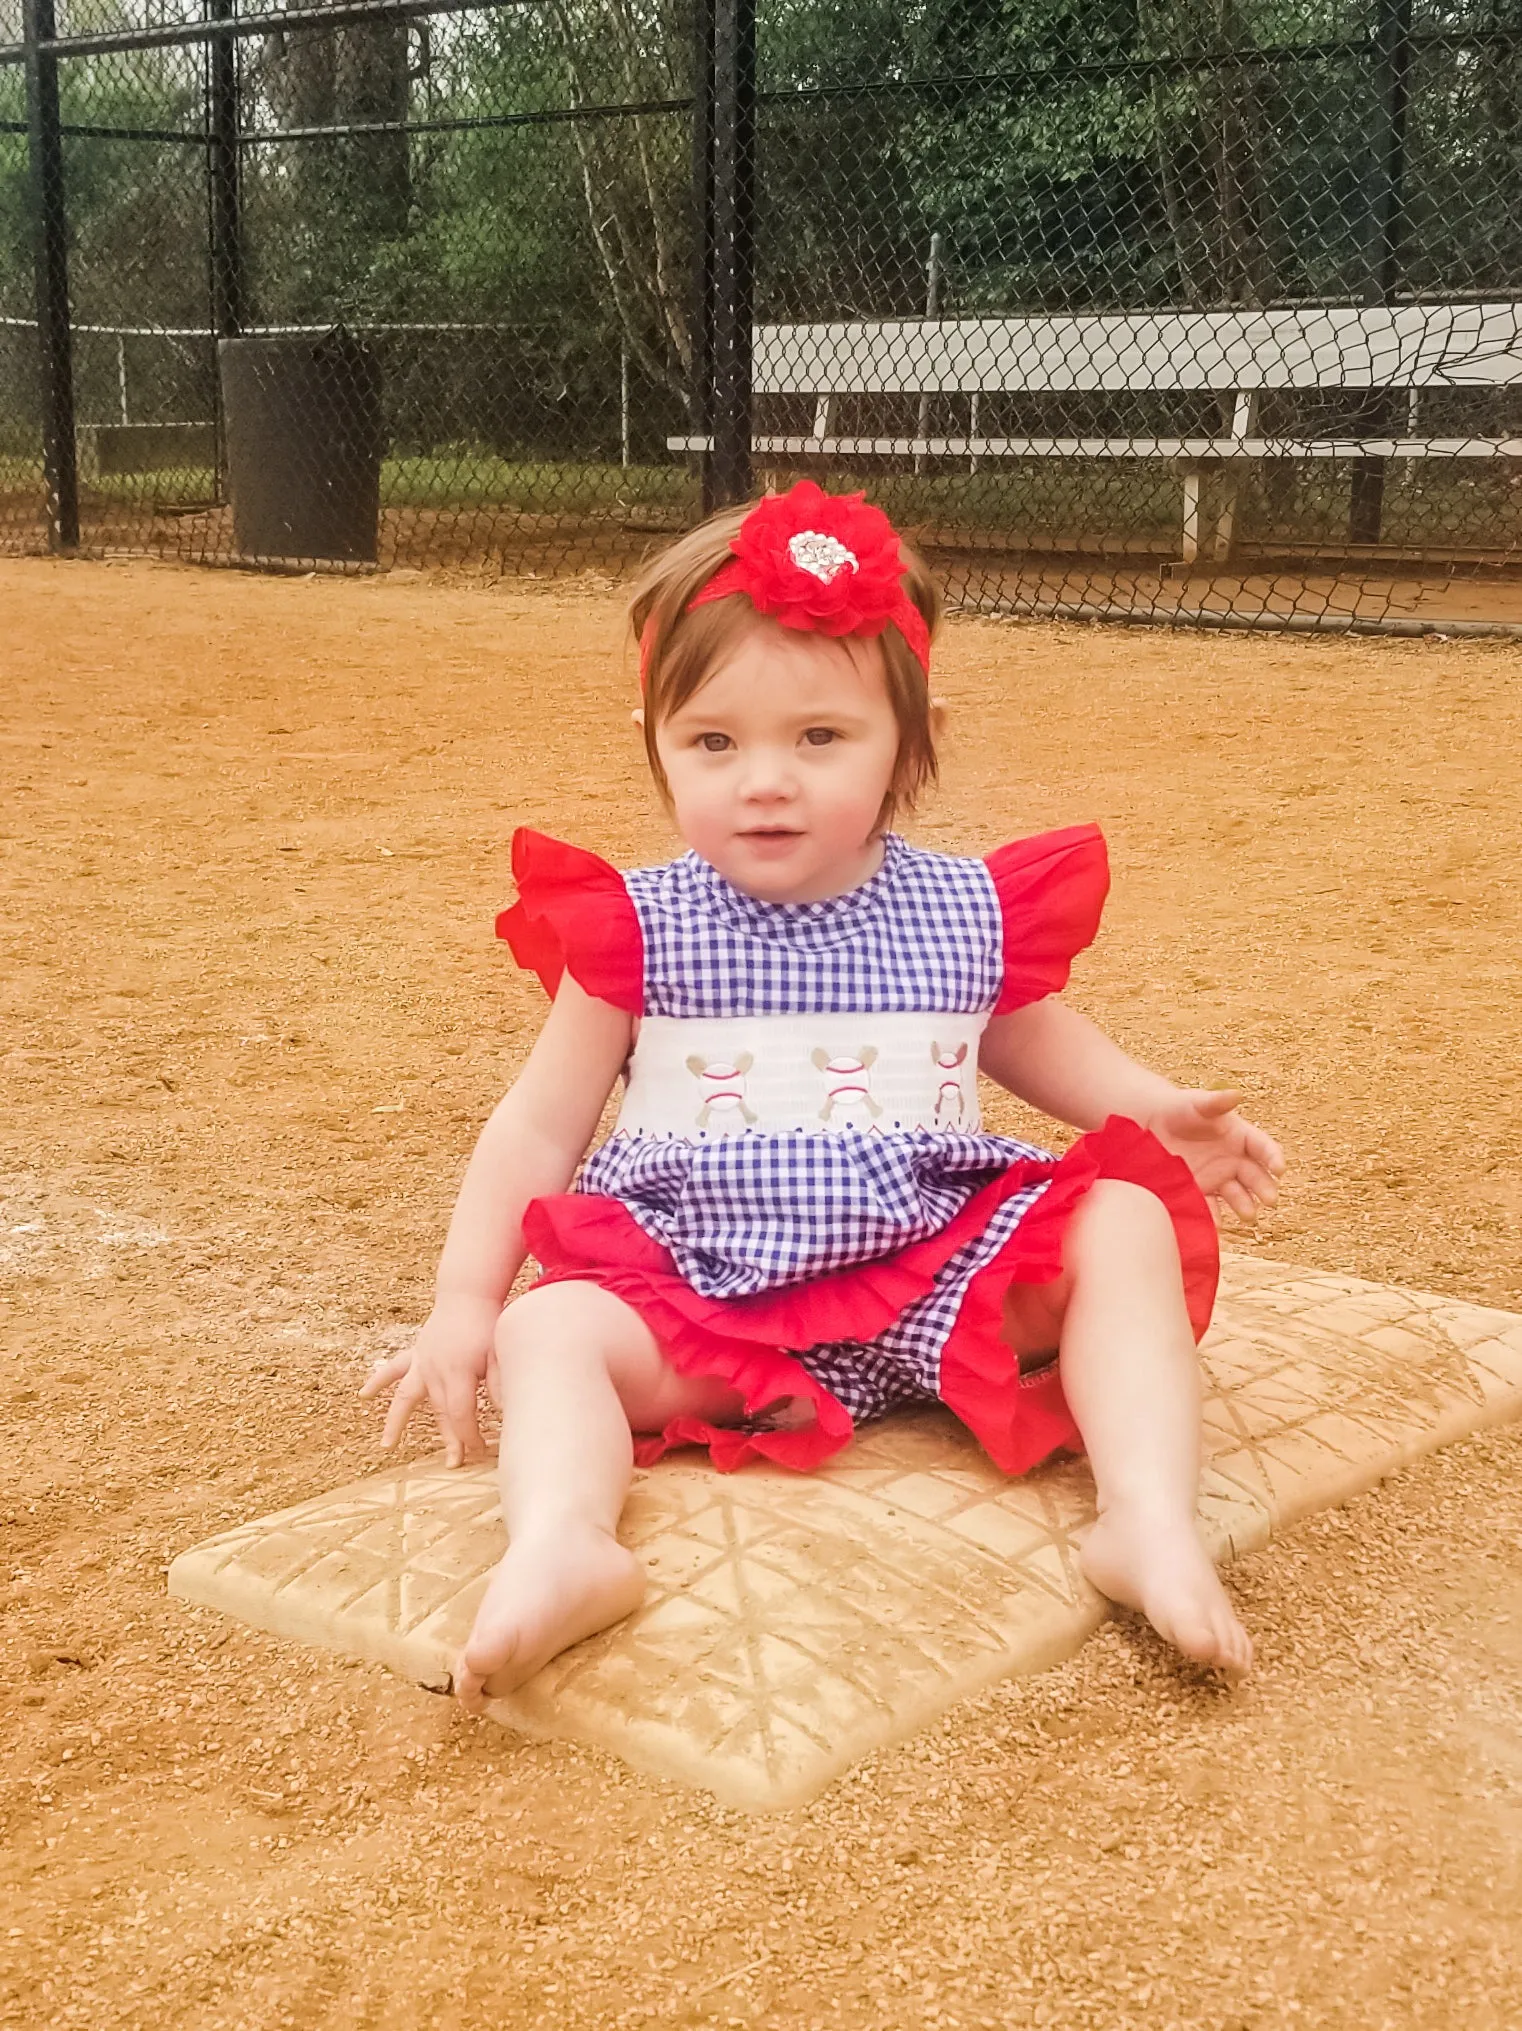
[3,556,1522,2030]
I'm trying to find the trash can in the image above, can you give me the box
[218,329,383,563]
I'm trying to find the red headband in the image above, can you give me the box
[640,480,930,685]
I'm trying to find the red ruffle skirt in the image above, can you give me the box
[522,1113,1217,1477]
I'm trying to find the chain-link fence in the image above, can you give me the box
[3,0,1520,628]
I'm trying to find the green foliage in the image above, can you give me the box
[1,0,1519,452]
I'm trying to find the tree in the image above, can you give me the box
[256,0,412,241]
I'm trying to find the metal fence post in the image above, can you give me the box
[914,231,943,475]
[1349,0,1413,548]
[690,0,716,511]
[207,0,244,504]
[22,0,78,553]
[208,0,245,341]
[707,0,754,509]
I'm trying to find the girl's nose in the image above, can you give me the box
[738,748,797,800]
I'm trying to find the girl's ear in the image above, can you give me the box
[631,707,646,728]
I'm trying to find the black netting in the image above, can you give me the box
[1,36,39,549]
[1,0,1520,626]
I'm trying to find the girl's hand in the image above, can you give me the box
[360,1292,503,1467]
[1142,1088,1286,1222]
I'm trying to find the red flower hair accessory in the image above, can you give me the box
[686,480,931,671]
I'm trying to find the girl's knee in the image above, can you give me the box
[1068,1178,1179,1259]
[494,1281,605,1361]
[491,1282,739,1429]
[493,1280,663,1401]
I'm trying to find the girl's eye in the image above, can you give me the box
[802,727,838,747]
[698,732,732,753]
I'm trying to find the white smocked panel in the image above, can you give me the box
[615,1010,987,1140]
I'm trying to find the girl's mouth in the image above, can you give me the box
[738,828,804,852]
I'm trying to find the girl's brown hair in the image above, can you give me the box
[628,499,942,824]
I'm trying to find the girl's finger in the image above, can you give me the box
[432,1382,467,1467]
[1237,1160,1280,1205]
[1218,1179,1257,1220]
[439,1381,485,1467]
[1246,1127,1288,1175]
[359,1349,413,1398]
[380,1375,427,1450]
[1192,1088,1242,1119]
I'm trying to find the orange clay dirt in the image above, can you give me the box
[3,555,1522,2031]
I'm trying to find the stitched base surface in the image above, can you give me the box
[168,1256,1522,1810]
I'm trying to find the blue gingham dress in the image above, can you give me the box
[574,832,1059,1423]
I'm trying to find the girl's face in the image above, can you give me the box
[653,617,901,902]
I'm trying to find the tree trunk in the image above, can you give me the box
[263,2,410,238]
[544,0,692,405]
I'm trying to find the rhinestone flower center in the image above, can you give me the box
[787,530,859,584]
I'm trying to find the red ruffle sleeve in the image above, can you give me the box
[985,824,1110,1014]
[495,828,645,1014]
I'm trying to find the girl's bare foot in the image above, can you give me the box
[1081,1502,1253,1675]
[453,1525,646,1711]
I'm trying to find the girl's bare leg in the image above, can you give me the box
[1005,1179,1252,1673]
[453,1281,745,1709]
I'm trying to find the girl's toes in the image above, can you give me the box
[1178,1598,1251,1674]
[452,1652,488,1712]
[1212,1611,1253,1677]
[454,1611,525,1708]
[1186,1615,1231,1669]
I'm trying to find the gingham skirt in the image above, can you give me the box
[524,1113,1218,1476]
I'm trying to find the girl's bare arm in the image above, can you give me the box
[362,974,633,1461]
[979,996,1284,1219]
[979,995,1176,1129]
[433,974,634,1307]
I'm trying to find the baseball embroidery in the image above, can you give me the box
[686,1051,758,1129]
[811,1045,883,1124]
[932,1039,969,1123]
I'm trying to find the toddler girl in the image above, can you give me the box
[363,481,1283,1704]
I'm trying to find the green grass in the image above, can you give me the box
[381,453,697,516]
[2,444,1519,563]
[12,452,698,518]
